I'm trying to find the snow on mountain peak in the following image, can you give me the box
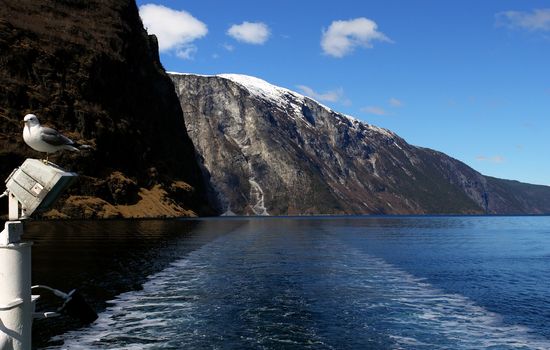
[170,71,395,138]
[218,74,287,94]
[216,74,394,137]
[217,73,308,107]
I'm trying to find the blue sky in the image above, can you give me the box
[136,1,550,186]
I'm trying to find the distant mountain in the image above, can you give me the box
[0,0,212,218]
[170,73,550,215]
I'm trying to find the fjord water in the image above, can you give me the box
[30,216,550,349]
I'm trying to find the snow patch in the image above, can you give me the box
[218,74,335,113]
[172,71,396,143]
[218,74,300,103]
[170,72,335,118]
[393,141,403,151]
[367,124,394,138]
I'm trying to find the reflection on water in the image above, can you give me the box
[20,216,550,349]
[25,219,240,349]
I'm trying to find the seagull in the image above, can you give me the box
[22,114,90,161]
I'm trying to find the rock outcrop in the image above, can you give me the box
[0,0,212,218]
[171,73,550,215]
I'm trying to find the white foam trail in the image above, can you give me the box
[44,228,550,350]
[45,257,204,349]
[44,232,324,349]
[321,240,550,350]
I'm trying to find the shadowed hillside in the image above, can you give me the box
[0,0,213,217]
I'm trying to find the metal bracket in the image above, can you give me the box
[0,298,23,311]
[0,221,23,245]
[32,312,60,319]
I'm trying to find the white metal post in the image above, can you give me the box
[0,221,32,350]
[0,160,78,349]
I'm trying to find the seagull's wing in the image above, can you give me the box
[40,127,75,146]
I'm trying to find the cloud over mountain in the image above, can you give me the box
[476,155,505,164]
[296,85,346,103]
[321,17,391,58]
[361,106,387,116]
[227,21,270,44]
[139,4,207,59]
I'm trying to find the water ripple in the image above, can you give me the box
[44,218,550,349]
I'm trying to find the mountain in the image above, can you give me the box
[170,73,550,215]
[0,0,212,218]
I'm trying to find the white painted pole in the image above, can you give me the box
[0,160,78,349]
[0,221,33,350]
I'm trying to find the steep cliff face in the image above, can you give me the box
[0,0,211,217]
[171,73,550,215]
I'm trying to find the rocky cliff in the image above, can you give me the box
[0,0,211,218]
[171,73,550,215]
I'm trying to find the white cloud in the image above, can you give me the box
[496,8,550,31]
[227,22,270,44]
[296,85,345,103]
[361,106,387,116]
[476,155,505,163]
[389,97,402,107]
[176,46,197,60]
[222,43,235,52]
[321,17,391,58]
[139,4,207,59]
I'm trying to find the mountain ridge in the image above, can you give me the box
[170,72,550,216]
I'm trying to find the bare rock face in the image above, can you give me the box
[171,73,550,215]
[0,0,212,217]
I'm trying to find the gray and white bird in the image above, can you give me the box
[22,114,89,160]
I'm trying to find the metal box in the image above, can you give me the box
[5,159,77,216]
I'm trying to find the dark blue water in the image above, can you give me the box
[41,216,550,349]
